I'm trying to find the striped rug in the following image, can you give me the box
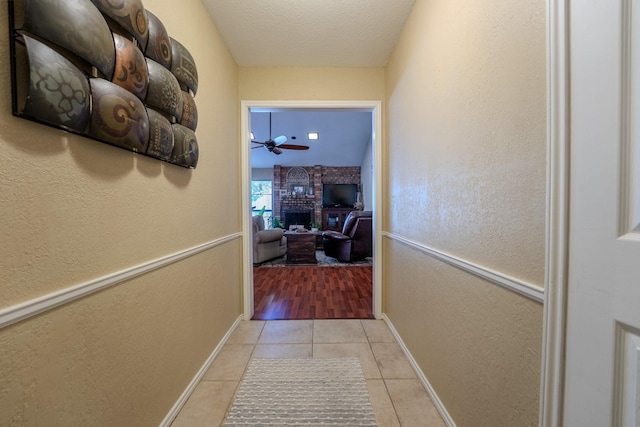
[223,357,377,426]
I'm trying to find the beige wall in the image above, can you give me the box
[239,67,385,101]
[385,0,546,426]
[1,0,549,424]
[0,0,241,424]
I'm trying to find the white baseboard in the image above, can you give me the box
[159,315,243,427]
[382,314,457,427]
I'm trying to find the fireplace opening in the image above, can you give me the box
[284,211,312,230]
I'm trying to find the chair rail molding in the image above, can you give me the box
[0,233,243,329]
[383,232,544,303]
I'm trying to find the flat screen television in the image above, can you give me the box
[322,183,358,208]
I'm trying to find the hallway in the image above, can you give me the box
[170,319,447,426]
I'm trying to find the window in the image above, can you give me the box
[251,180,273,226]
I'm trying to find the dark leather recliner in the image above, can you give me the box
[322,210,372,262]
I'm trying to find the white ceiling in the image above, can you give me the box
[250,110,372,169]
[201,0,416,67]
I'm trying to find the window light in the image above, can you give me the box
[307,132,319,140]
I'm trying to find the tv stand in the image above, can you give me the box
[321,207,353,232]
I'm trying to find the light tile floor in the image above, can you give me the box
[170,319,447,427]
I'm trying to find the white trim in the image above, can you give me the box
[381,314,457,427]
[371,102,384,318]
[619,0,633,237]
[241,100,384,320]
[619,0,640,239]
[540,0,570,426]
[0,233,243,329]
[159,315,243,427]
[383,232,544,303]
[241,103,254,320]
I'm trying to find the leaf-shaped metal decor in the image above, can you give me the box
[90,0,149,49]
[112,33,149,101]
[170,38,198,95]
[23,0,115,80]
[145,11,172,69]
[146,108,174,161]
[179,91,198,131]
[89,78,150,153]
[23,35,91,133]
[171,123,199,168]
[145,58,183,120]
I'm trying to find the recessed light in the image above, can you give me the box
[307,132,319,140]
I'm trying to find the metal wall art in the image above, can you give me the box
[8,0,200,168]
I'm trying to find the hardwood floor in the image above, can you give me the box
[252,266,373,320]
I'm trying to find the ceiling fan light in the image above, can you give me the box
[307,132,319,140]
[250,131,255,139]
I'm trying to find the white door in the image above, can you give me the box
[565,1,640,426]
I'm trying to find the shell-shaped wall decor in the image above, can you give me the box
[112,33,149,101]
[90,0,149,49]
[23,0,116,79]
[146,108,174,161]
[23,35,91,133]
[10,0,199,168]
[170,38,198,95]
[89,78,150,153]
[171,124,199,168]
[145,11,172,69]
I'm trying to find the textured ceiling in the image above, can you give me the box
[201,1,413,168]
[202,0,416,67]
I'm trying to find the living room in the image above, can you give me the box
[250,110,376,319]
[250,110,374,226]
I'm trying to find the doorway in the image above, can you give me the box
[241,100,382,320]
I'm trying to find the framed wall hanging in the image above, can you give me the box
[8,0,200,168]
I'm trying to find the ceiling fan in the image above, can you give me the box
[251,113,310,155]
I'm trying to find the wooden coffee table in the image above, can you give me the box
[285,231,319,264]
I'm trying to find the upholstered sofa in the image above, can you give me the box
[252,215,286,265]
[322,210,372,262]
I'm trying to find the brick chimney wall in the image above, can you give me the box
[273,165,361,228]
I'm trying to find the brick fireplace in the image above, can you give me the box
[273,165,361,229]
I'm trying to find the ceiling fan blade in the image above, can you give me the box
[278,144,309,150]
[273,135,287,145]
[251,145,264,149]
[251,114,305,156]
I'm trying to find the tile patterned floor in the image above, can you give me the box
[170,319,447,427]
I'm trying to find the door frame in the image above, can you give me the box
[240,100,383,320]
[540,0,569,426]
